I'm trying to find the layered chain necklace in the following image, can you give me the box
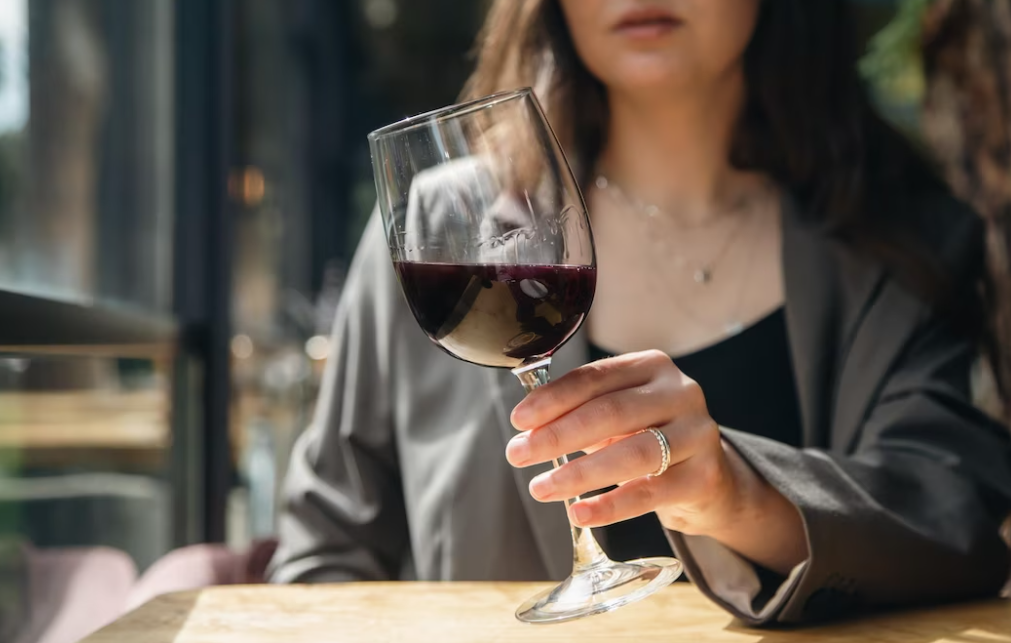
[594,173,758,286]
[593,173,770,336]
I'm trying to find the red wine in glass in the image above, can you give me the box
[394,262,596,369]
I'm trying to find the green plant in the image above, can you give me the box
[860,0,932,106]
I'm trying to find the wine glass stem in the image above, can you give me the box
[514,359,612,573]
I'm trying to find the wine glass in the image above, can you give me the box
[368,88,682,624]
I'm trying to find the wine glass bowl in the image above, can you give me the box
[369,88,682,624]
[371,89,595,370]
[392,261,597,369]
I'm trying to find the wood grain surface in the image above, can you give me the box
[82,582,1011,643]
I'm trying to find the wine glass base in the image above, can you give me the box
[515,557,683,625]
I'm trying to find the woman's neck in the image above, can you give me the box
[599,71,764,223]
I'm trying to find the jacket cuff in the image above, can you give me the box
[665,428,823,625]
[667,531,807,625]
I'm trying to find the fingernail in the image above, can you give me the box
[506,434,531,465]
[529,472,554,500]
[511,404,532,429]
[571,503,592,525]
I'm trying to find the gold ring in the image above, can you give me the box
[643,428,671,477]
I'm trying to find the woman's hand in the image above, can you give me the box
[506,350,736,534]
[506,350,807,573]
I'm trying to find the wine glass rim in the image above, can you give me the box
[368,88,534,141]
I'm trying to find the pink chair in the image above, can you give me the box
[15,539,277,643]
[126,539,278,611]
[20,545,137,643]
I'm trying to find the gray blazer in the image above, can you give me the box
[269,193,1011,625]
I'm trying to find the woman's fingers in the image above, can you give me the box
[507,351,701,468]
[528,428,684,502]
[506,384,672,467]
[568,475,661,527]
[526,419,717,503]
[567,450,728,529]
[510,350,673,431]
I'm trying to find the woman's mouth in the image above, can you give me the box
[614,8,683,40]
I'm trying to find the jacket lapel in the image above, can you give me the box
[487,330,588,581]
[782,197,843,448]
[783,196,920,453]
[831,267,924,452]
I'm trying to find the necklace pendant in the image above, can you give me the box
[693,268,712,285]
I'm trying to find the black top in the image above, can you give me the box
[589,307,804,561]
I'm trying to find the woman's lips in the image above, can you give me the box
[614,9,683,40]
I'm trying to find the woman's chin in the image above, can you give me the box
[592,55,695,95]
[604,72,694,98]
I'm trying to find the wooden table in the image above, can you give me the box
[83,583,1011,643]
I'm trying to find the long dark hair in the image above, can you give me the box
[463,0,1008,411]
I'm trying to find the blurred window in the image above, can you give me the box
[0,0,174,311]
[0,0,178,610]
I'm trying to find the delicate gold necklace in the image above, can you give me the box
[594,174,754,286]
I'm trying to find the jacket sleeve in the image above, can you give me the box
[669,216,1011,625]
[268,213,411,583]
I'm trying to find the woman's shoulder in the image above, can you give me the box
[827,177,988,289]
[907,185,983,250]
[787,183,987,322]
[863,184,988,330]
[901,185,986,286]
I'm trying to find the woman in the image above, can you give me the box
[270,0,1011,625]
